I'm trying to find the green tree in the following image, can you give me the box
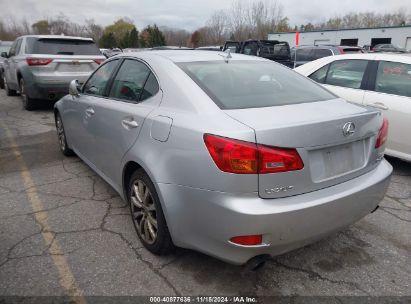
[140,24,166,48]
[128,27,139,48]
[99,32,117,48]
[32,20,50,34]
[103,19,135,47]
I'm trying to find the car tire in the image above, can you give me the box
[0,71,4,89]
[4,75,16,96]
[129,169,174,255]
[20,78,35,111]
[55,113,75,156]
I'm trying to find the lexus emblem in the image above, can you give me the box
[342,122,355,137]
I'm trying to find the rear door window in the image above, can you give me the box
[109,59,151,102]
[374,61,411,97]
[26,38,100,55]
[311,49,332,60]
[325,59,368,89]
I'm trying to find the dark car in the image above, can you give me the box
[372,44,408,53]
[0,41,13,89]
[223,40,293,67]
[290,45,365,68]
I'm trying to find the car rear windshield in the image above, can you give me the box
[26,38,101,55]
[177,60,336,109]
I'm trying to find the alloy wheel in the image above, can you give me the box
[130,180,158,244]
[56,116,66,151]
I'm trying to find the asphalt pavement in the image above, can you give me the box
[0,90,410,299]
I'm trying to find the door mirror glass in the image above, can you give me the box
[69,80,81,97]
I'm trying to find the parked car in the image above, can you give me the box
[151,46,194,50]
[1,35,105,110]
[295,53,411,162]
[223,40,293,67]
[102,48,123,58]
[372,44,408,53]
[54,50,392,265]
[291,45,365,67]
[0,41,13,89]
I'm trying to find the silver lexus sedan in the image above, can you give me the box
[54,50,392,265]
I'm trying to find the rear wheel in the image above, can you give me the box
[55,113,74,156]
[20,78,35,111]
[0,71,4,89]
[129,169,174,255]
[4,75,16,96]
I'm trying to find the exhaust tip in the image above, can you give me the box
[245,254,271,271]
[371,205,379,213]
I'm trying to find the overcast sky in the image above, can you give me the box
[0,0,409,31]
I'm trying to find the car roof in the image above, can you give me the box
[18,35,94,41]
[115,50,268,63]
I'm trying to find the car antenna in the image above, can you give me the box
[218,49,232,63]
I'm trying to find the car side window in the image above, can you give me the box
[309,64,329,83]
[324,59,368,89]
[375,61,411,98]
[243,42,258,56]
[312,49,332,60]
[83,59,119,96]
[109,59,151,102]
[140,72,160,101]
[14,39,22,55]
[8,41,17,57]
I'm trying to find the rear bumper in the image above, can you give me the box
[157,159,392,265]
[25,76,89,101]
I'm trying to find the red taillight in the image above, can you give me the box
[94,59,104,65]
[26,58,53,66]
[258,145,304,174]
[204,134,258,174]
[337,47,345,54]
[230,235,262,246]
[375,118,389,148]
[203,134,304,174]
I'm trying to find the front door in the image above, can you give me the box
[89,59,162,184]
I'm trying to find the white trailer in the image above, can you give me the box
[268,25,411,50]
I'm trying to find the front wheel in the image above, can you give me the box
[20,78,35,111]
[129,169,174,255]
[55,113,74,156]
[4,75,16,96]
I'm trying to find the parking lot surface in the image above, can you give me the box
[0,90,410,298]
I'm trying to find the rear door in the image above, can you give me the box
[363,60,411,160]
[89,58,162,183]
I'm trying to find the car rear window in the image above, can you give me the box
[178,60,336,109]
[26,38,100,55]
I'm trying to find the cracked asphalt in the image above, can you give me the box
[0,89,410,297]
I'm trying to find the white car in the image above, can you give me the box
[295,53,411,162]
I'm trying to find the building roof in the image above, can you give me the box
[271,24,411,35]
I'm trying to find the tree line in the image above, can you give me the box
[0,1,410,48]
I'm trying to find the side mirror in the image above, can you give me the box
[0,52,8,58]
[69,79,81,97]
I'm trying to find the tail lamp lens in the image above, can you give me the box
[230,235,262,246]
[26,58,53,65]
[375,118,389,148]
[94,59,104,64]
[204,134,304,174]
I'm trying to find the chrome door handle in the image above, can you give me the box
[369,102,388,110]
[85,108,95,116]
[122,119,139,128]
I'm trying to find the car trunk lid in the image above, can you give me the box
[224,98,383,198]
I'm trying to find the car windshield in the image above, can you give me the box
[26,38,101,55]
[178,60,336,109]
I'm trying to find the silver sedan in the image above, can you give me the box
[54,51,392,265]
